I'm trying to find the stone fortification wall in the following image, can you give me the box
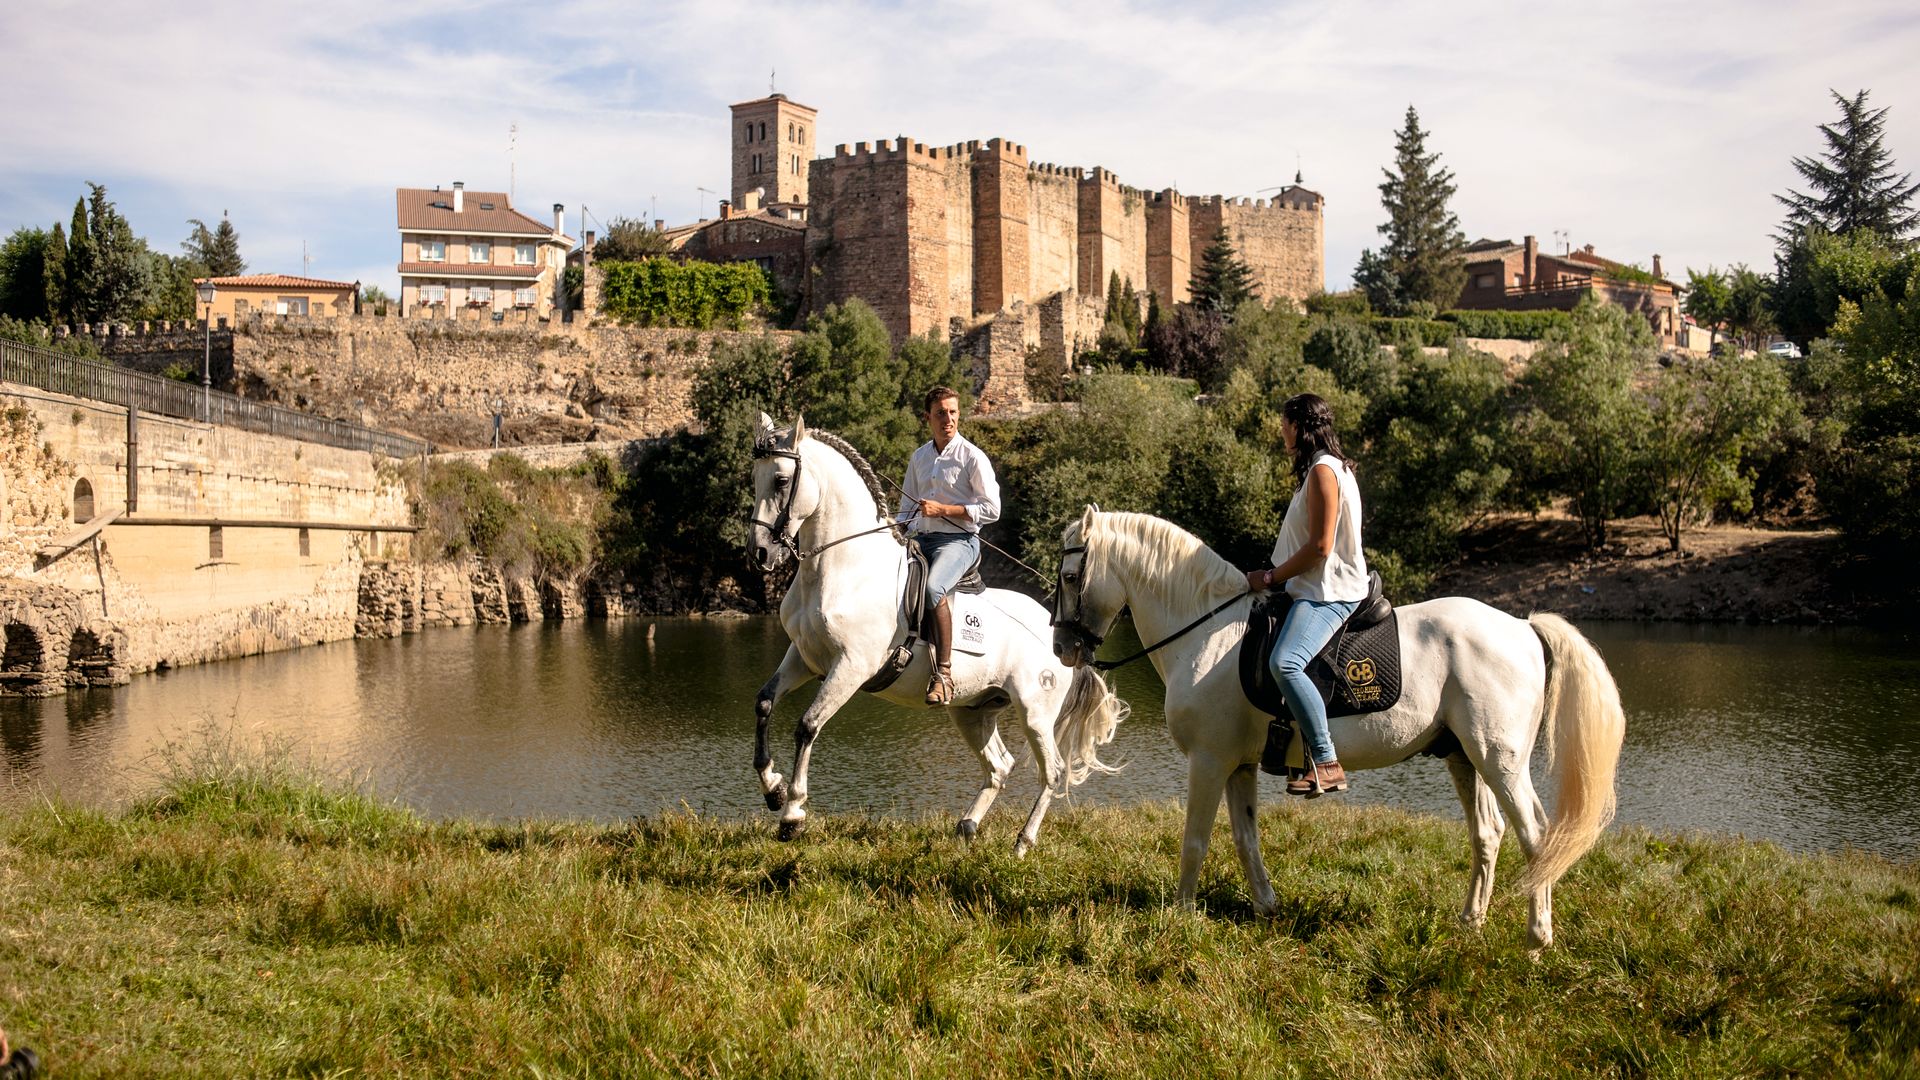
[808,142,916,339]
[1188,194,1325,303]
[1146,191,1193,304]
[1026,165,1081,301]
[1077,170,1149,299]
[1,381,411,693]
[54,320,235,382]
[971,141,1029,315]
[220,314,791,449]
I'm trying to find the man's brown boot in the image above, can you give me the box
[926,600,955,705]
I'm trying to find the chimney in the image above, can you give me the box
[1522,235,1538,289]
[1651,254,1663,279]
[742,188,762,213]
[719,199,733,220]
[453,181,464,213]
[583,230,595,271]
[584,229,596,253]
[553,203,564,234]
[1583,243,1595,256]
[653,218,665,232]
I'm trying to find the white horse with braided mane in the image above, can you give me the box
[745,415,1129,851]
[1051,508,1626,949]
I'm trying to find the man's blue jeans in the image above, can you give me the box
[916,531,979,607]
[1268,597,1359,765]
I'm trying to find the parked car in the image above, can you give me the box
[1765,340,1803,360]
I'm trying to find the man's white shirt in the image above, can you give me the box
[896,434,1001,535]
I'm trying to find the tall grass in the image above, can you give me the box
[0,755,1914,1078]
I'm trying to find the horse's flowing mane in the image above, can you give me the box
[1088,510,1246,613]
[800,427,906,545]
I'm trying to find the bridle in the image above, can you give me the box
[1051,539,1251,673]
[749,438,905,562]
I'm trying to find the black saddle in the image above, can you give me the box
[1238,570,1403,724]
[859,536,986,694]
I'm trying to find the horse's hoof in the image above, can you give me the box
[1012,837,1033,859]
[955,819,978,842]
[763,781,787,812]
[777,818,806,842]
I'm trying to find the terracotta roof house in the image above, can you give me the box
[1456,235,1682,345]
[395,183,574,319]
[662,193,809,305]
[191,274,358,320]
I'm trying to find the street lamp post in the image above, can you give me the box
[492,398,505,449]
[195,280,218,422]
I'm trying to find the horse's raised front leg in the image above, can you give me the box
[1224,763,1277,916]
[778,665,864,840]
[1445,749,1506,930]
[1176,751,1233,908]
[946,701,1016,843]
[755,646,818,812]
[1011,690,1067,859]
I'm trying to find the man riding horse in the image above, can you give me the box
[896,385,1001,706]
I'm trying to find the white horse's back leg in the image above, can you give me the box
[1460,735,1555,949]
[1224,764,1277,915]
[755,646,818,811]
[1445,750,1507,929]
[947,701,1016,841]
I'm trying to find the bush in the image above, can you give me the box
[1304,291,1372,318]
[596,258,771,329]
[1369,317,1454,348]
[1438,309,1573,340]
[0,314,104,358]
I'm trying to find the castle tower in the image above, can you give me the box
[731,93,818,215]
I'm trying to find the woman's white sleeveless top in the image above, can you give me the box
[1271,452,1369,602]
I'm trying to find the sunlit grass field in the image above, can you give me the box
[1,748,1915,1078]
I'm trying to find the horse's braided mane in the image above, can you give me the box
[1092,510,1246,609]
[803,427,906,545]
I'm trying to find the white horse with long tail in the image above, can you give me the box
[1051,508,1626,949]
[746,415,1129,851]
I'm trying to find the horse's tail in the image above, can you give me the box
[1054,664,1130,792]
[1520,613,1627,893]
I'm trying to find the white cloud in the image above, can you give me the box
[3,0,1917,292]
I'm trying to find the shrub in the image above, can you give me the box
[1369,317,1454,348]
[1438,309,1573,340]
[596,258,771,329]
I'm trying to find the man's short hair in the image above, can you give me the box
[923,386,960,414]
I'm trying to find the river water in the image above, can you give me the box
[3,617,1916,859]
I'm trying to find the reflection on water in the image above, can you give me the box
[3,616,1916,858]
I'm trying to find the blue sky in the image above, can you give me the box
[4,0,1917,298]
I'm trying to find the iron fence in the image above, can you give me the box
[1,338,430,459]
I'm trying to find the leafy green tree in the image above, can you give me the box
[359,284,392,315]
[594,216,674,262]
[61,184,156,324]
[1724,265,1775,350]
[140,253,204,321]
[1771,226,1907,342]
[1365,106,1467,314]
[1143,303,1225,386]
[786,300,918,473]
[1190,228,1257,314]
[1684,267,1731,351]
[43,223,68,323]
[0,228,54,322]
[183,215,245,278]
[1777,89,1919,243]
[1644,349,1796,551]
[0,314,103,358]
[1516,298,1658,548]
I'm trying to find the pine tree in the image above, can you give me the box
[63,197,92,323]
[44,222,68,323]
[1776,89,1920,243]
[185,214,246,277]
[1370,106,1467,313]
[1190,227,1257,314]
[1120,277,1141,344]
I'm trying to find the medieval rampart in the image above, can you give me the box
[1188,194,1325,303]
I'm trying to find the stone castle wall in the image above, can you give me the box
[1188,194,1325,303]
[1077,169,1150,299]
[1026,166,1081,301]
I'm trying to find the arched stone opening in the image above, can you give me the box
[72,477,95,523]
[67,627,125,688]
[1,623,50,696]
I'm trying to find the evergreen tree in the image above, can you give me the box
[63,197,93,323]
[1776,89,1920,244]
[1120,277,1141,344]
[1369,106,1467,313]
[64,184,153,323]
[1190,227,1257,313]
[184,214,245,277]
[0,228,53,322]
[44,222,68,324]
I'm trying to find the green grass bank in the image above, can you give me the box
[1,762,1915,1078]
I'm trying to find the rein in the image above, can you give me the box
[1051,542,1249,672]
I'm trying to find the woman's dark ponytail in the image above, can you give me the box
[1282,393,1352,481]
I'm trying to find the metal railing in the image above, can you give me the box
[1,338,431,459]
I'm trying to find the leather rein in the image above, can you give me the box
[1051,543,1250,672]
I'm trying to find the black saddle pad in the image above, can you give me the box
[1238,579,1403,721]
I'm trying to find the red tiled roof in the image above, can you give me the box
[396,187,574,242]
[194,274,356,290]
[394,262,543,279]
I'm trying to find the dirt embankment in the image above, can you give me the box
[1432,512,1887,624]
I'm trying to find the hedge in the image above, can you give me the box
[597,258,771,329]
[1369,317,1456,348]
[1438,309,1573,340]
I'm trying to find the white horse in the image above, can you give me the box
[746,416,1129,852]
[1051,508,1625,949]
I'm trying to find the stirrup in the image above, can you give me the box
[925,662,955,706]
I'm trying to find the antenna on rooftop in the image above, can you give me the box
[509,121,519,201]
[302,240,311,276]
[1295,152,1303,184]
[697,186,717,219]
[770,68,777,94]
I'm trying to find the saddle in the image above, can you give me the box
[860,537,987,693]
[1238,571,1404,770]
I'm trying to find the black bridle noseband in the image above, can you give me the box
[1051,541,1250,672]
[749,438,904,562]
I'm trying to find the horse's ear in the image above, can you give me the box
[1079,504,1099,538]
[793,414,808,445]
[757,412,775,437]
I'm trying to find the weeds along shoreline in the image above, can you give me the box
[0,755,1914,1078]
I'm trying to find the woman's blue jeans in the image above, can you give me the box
[915,531,979,607]
[1268,597,1358,765]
